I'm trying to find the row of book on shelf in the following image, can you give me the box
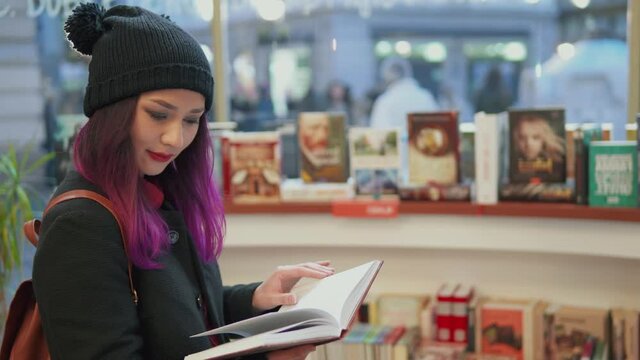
[308,284,639,360]
[215,109,640,208]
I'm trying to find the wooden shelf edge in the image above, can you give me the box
[223,200,640,222]
[224,201,331,214]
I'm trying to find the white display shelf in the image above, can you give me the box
[225,213,640,261]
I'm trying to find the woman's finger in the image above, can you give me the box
[300,262,334,274]
[278,265,333,280]
[313,260,332,267]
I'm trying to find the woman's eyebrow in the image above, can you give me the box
[149,99,177,110]
[149,99,204,113]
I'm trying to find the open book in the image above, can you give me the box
[184,260,383,360]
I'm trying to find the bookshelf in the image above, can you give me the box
[218,202,640,310]
[224,200,640,222]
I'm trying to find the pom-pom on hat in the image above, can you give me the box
[64,3,214,116]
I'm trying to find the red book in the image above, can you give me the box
[436,283,459,342]
[220,135,231,196]
[451,285,474,344]
[384,325,407,345]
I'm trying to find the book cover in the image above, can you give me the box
[227,132,281,204]
[349,127,401,197]
[354,169,400,198]
[589,141,638,208]
[407,111,460,186]
[475,112,502,205]
[499,183,574,203]
[399,184,471,202]
[550,306,610,360]
[508,109,566,184]
[480,306,525,360]
[279,179,354,203]
[375,293,430,328]
[185,260,383,360]
[298,112,348,183]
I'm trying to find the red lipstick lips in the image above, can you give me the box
[147,150,173,162]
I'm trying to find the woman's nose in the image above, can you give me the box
[161,121,184,148]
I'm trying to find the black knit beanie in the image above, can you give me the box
[64,3,214,117]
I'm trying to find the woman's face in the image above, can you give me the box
[300,117,330,153]
[516,120,544,160]
[131,89,205,176]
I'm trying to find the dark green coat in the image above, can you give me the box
[33,171,265,360]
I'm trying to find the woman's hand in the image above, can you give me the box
[266,345,316,360]
[252,261,334,312]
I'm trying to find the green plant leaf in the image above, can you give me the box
[19,141,34,175]
[7,145,18,179]
[0,141,53,289]
[26,152,55,175]
[16,187,33,220]
[0,155,16,179]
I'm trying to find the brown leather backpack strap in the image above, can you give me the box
[43,190,139,305]
[23,219,41,247]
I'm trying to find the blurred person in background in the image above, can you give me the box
[369,56,439,184]
[369,56,439,129]
[473,66,513,114]
[324,79,356,126]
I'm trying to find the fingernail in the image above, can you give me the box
[289,294,297,304]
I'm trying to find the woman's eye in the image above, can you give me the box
[184,118,199,125]
[148,111,167,120]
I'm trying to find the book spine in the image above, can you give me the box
[436,297,454,342]
[466,301,477,353]
[475,113,499,205]
[579,336,595,360]
[637,113,640,207]
[574,131,587,205]
[451,300,469,344]
[420,301,436,341]
[221,136,231,196]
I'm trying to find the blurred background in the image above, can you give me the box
[0,0,634,151]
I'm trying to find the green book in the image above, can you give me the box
[588,141,638,207]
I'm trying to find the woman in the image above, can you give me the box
[513,115,565,162]
[32,4,333,360]
[510,114,566,183]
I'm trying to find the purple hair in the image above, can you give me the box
[73,97,225,269]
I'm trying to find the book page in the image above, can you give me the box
[192,308,330,338]
[186,322,341,360]
[279,260,381,329]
